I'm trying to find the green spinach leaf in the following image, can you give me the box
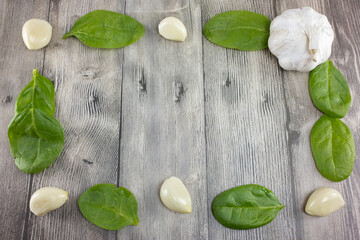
[8,69,64,173]
[15,69,55,116]
[309,61,351,118]
[310,115,355,182]
[203,11,271,50]
[212,184,284,230]
[63,10,145,49]
[78,184,139,230]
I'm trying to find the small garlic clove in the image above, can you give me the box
[30,187,68,216]
[305,187,345,217]
[158,17,187,42]
[22,19,52,50]
[160,176,192,213]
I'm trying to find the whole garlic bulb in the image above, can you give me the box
[268,7,334,72]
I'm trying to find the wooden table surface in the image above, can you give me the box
[1,0,359,239]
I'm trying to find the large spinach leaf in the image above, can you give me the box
[203,11,271,50]
[8,69,64,173]
[212,184,284,230]
[78,184,139,230]
[63,10,145,49]
[309,61,351,118]
[310,115,355,181]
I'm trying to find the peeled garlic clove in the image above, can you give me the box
[158,17,187,42]
[305,187,345,217]
[160,176,192,213]
[22,19,52,50]
[30,187,68,216]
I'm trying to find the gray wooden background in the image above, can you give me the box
[1,0,359,239]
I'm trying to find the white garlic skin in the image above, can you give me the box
[160,176,192,213]
[158,17,187,42]
[305,187,345,217]
[30,187,68,216]
[268,7,334,72]
[22,19,52,50]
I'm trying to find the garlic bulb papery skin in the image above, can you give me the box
[268,7,334,72]
[160,176,192,213]
[305,187,345,217]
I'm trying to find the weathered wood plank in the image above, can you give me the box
[0,1,50,239]
[276,0,360,239]
[202,0,298,239]
[117,0,208,239]
[0,0,359,239]
[23,1,125,239]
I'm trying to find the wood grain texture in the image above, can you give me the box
[0,0,359,239]
[118,0,207,239]
[0,1,49,239]
[275,1,360,239]
[22,0,125,239]
[202,1,297,239]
